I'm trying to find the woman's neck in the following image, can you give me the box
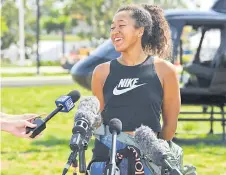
[119,47,148,66]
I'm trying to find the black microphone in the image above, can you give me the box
[62,96,101,175]
[70,96,101,151]
[26,90,80,138]
[104,118,122,175]
[134,125,183,175]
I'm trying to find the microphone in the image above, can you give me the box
[26,90,80,138]
[104,118,122,175]
[62,96,101,175]
[134,125,183,175]
[70,96,101,151]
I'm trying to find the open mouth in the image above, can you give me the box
[114,37,123,46]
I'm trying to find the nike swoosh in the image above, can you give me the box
[113,83,146,95]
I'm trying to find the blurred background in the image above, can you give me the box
[0,0,214,71]
[1,0,226,175]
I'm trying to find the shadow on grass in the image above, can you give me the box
[31,136,69,147]
[173,133,226,145]
[1,148,52,154]
[30,135,95,148]
[31,133,225,148]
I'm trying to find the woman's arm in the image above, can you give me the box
[91,63,110,112]
[159,61,181,140]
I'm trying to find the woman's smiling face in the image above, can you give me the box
[110,10,142,52]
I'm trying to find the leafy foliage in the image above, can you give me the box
[0,0,187,51]
[64,0,133,39]
[0,16,9,37]
[63,0,187,39]
[41,9,73,33]
[1,0,36,49]
[1,1,19,49]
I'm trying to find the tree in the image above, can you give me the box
[1,0,36,51]
[65,0,133,39]
[41,6,76,56]
[64,0,186,40]
[1,1,18,49]
[0,16,9,37]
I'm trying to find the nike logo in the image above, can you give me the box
[113,78,146,95]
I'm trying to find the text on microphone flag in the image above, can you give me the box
[55,95,75,112]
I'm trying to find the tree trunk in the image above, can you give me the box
[62,27,65,57]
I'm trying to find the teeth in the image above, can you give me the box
[115,38,122,41]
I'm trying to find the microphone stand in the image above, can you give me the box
[72,156,78,175]
[79,142,88,173]
[104,130,120,175]
[62,151,78,175]
[62,141,88,175]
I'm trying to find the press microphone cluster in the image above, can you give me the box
[134,125,183,175]
[26,90,81,138]
[62,96,102,175]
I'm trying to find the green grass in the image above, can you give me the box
[1,85,226,175]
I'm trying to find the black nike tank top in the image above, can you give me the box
[102,56,163,132]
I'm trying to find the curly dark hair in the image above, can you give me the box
[116,4,172,59]
[142,4,172,59]
[116,5,153,54]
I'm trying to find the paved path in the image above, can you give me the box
[0,66,68,74]
[1,76,74,87]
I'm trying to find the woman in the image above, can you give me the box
[90,4,180,174]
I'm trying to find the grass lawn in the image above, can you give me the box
[1,85,226,175]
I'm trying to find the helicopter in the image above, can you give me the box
[71,0,226,140]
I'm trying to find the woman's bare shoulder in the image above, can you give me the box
[92,61,112,86]
[154,58,177,77]
[93,61,111,75]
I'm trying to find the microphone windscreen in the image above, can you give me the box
[77,96,100,114]
[109,118,122,135]
[135,125,158,144]
[75,110,101,130]
[67,90,81,103]
[134,125,170,166]
[75,96,101,129]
